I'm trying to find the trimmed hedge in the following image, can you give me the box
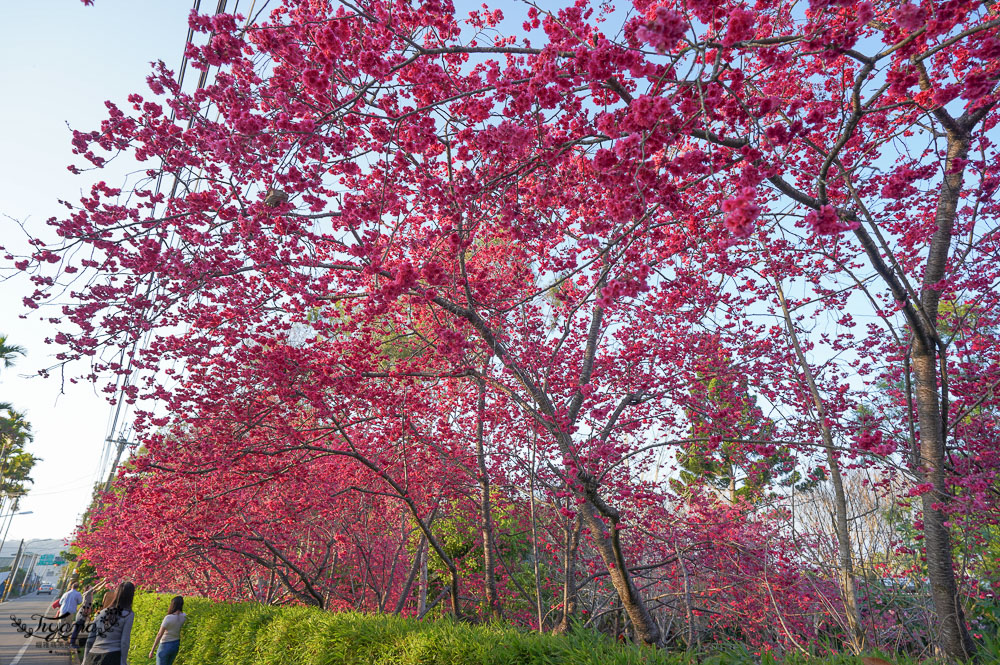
[128,592,914,665]
[128,593,683,665]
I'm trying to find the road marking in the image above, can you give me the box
[7,639,30,665]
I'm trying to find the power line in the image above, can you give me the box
[87,0,210,505]
[92,0,232,500]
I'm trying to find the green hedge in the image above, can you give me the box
[127,592,920,665]
[128,592,700,665]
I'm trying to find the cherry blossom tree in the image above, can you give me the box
[15,0,1000,659]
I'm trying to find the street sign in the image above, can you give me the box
[38,554,55,565]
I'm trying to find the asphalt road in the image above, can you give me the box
[0,593,76,665]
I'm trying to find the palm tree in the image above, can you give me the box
[0,408,32,446]
[0,337,35,501]
[0,407,34,501]
[0,335,26,374]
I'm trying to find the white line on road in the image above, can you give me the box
[7,639,30,665]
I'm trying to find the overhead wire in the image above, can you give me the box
[93,0,270,506]
[96,0,204,484]
[92,0,223,497]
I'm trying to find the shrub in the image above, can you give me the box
[129,592,689,665]
[128,592,927,665]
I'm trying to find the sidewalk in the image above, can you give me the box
[0,594,75,665]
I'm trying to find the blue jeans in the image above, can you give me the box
[157,640,180,665]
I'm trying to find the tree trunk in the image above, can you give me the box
[676,543,698,650]
[394,533,426,615]
[775,281,865,652]
[529,436,545,632]
[909,130,975,661]
[555,512,581,634]
[577,499,663,646]
[332,436,464,620]
[912,348,975,660]
[438,295,663,643]
[827,451,865,652]
[474,377,502,620]
[417,539,428,617]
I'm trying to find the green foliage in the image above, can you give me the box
[130,592,688,665]
[0,337,37,499]
[672,373,807,503]
[414,493,549,620]
[968,593,1000,645]
[61,546,99,592]
[128,592,948,665]
[0,335,26,372]
[693,641,931,665]
[973,629,1000,665]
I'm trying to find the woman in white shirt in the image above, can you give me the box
[148,596,186,665]
[87,581,135,665]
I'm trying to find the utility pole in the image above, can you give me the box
[2,539,23,601]
[103,437,128,493]
[57,560,72,596]
[19,552,37,595]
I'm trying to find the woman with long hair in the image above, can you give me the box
[148,596,186,665]
[87,581,135,665]
[82,585,118,664]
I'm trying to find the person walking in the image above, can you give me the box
[147,596,186,665]
[87,581,135,665]
[56,583,84,636]
[71,582,103,647]
[82,586,118,664]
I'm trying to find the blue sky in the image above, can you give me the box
[0,0,191,543]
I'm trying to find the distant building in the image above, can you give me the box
[0,539,68,591]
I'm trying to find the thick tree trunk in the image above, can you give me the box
[908,131,976,662]
[474,377,502,620]
[577,499,663,646]
[912,348,975,660]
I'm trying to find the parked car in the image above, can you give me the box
[37,583,54,595]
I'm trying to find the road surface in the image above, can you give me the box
[0,593,75,665]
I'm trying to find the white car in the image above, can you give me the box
[37,583,54,595]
